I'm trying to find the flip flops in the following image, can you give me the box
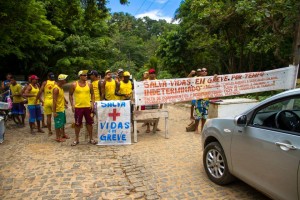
[88,140,97,145]
[54,138,65,142]
[71,141,79,146]
[62,134,70,139]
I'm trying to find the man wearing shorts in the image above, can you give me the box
[69,70,96,146]
[37,72,56,135]
[9,76,25,126]
[52,74,68,142]
[23,75,44,134]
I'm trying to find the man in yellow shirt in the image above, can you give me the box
[23,75,44,134]
[52,74,68,142]
[9,76,25,126]
[115,71,133,100]
[101,70,119,100]
[69,70,96,146]
[37,72,56,135]
[88,70,101,101]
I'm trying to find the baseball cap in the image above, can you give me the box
[148,68,155,74]
[48,72,55,80]
[58,74,68,80]
[123,71,130,76]
[117,68,124,73]
[78,70,89,76]
[29,75,39,80]
[105,70,111,74]
[196,68,202,72]
[88,70,98,76]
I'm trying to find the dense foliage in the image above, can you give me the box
[157,0,300,76]
[0,0,176,80]
[0,0,299,80]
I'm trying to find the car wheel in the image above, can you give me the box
[203,142,235,185]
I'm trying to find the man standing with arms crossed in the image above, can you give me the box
[69,70,96,146]
[101,70,119,101]
[37,72,56,136]
[52,74,68,142]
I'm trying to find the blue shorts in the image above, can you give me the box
[12,103,25,115]
[28,105,42,123]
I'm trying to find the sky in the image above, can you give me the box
[107,0,182,23]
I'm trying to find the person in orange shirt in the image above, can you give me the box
[69,70,96,146]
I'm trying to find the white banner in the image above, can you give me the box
[97,100,131,145]
[134,65,299,106]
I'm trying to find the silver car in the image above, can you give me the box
[202,88,300,200]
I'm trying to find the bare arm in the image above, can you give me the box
[36,81,46,100]
[52,88,59,117]
[187,70,196,78]
[69,82,76,113]
[98,81,102,100]
[64,97,68,108]
[89,83,95,103]
[101,81,105,100]
[23,85,34,97]
[115,82,124,97]
[1,81,10,91]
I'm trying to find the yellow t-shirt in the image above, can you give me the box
[119,80,132,100]
[105,79,118,100]
[74,81,91,108]
[28,84,40,105]
[53,85,65,112]
[44,80,55,101]
[10,84,23,103]
[92,80,101,101]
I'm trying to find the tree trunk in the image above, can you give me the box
[292,14,300,66]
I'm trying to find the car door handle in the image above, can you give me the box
[275,142,298,150]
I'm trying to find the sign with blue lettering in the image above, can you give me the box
[97,100,131,145]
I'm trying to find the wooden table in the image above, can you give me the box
[132,108,169,143]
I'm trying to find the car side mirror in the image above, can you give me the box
[235,115,247,127]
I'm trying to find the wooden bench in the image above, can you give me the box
[132,105,169,143]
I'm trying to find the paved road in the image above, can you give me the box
[0,101,270,199]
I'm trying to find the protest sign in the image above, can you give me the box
[134,65,298,106]
[97,100,131,145]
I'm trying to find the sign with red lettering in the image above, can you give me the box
[97,100,131,145]
[134,65,298,106]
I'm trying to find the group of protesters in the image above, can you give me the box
[0,68,139,145]
[1,66,209,144]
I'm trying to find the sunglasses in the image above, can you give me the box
[201,70,207,72]
[80,74,87,76]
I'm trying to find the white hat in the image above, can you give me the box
[58,74,68,80]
